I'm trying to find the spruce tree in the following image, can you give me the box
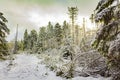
[54,23,63,47]
[38,27,47,51]
[23,29,28,51]
[46,22,54,49]
[62,21,69,39]
[27,34,31,50]
[0,12,9,58]
[92,0,120,79]
[30,29,37,50]
[47,22,54,39]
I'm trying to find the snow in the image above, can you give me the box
[0,53,111,80]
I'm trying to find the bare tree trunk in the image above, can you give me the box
[13,25,18,54]
[83,18,86,38]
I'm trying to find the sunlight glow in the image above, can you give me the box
[28,11,95,30]
[28,10,69,27]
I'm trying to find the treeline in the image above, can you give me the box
[23,21,70,53]
[17,18,95,53]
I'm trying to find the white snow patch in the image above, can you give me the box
[0,53,111,80]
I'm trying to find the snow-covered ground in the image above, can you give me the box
[0,53,111,80]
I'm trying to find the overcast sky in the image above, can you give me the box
[0,0,99,41]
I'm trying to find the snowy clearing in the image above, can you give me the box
[0,53,111,80]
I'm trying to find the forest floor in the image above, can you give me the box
[0,53,111,80]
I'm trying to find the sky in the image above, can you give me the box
[0,0,99,41]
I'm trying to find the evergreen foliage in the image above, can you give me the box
[54,23,63,47]
[0,12,9,57]
[92,0,120,79]
[38,27,47,51]
[62,21,69,39]
[23,29,28,50]
[30,29,37,50]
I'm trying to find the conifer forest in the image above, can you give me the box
[0,0,120,80]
